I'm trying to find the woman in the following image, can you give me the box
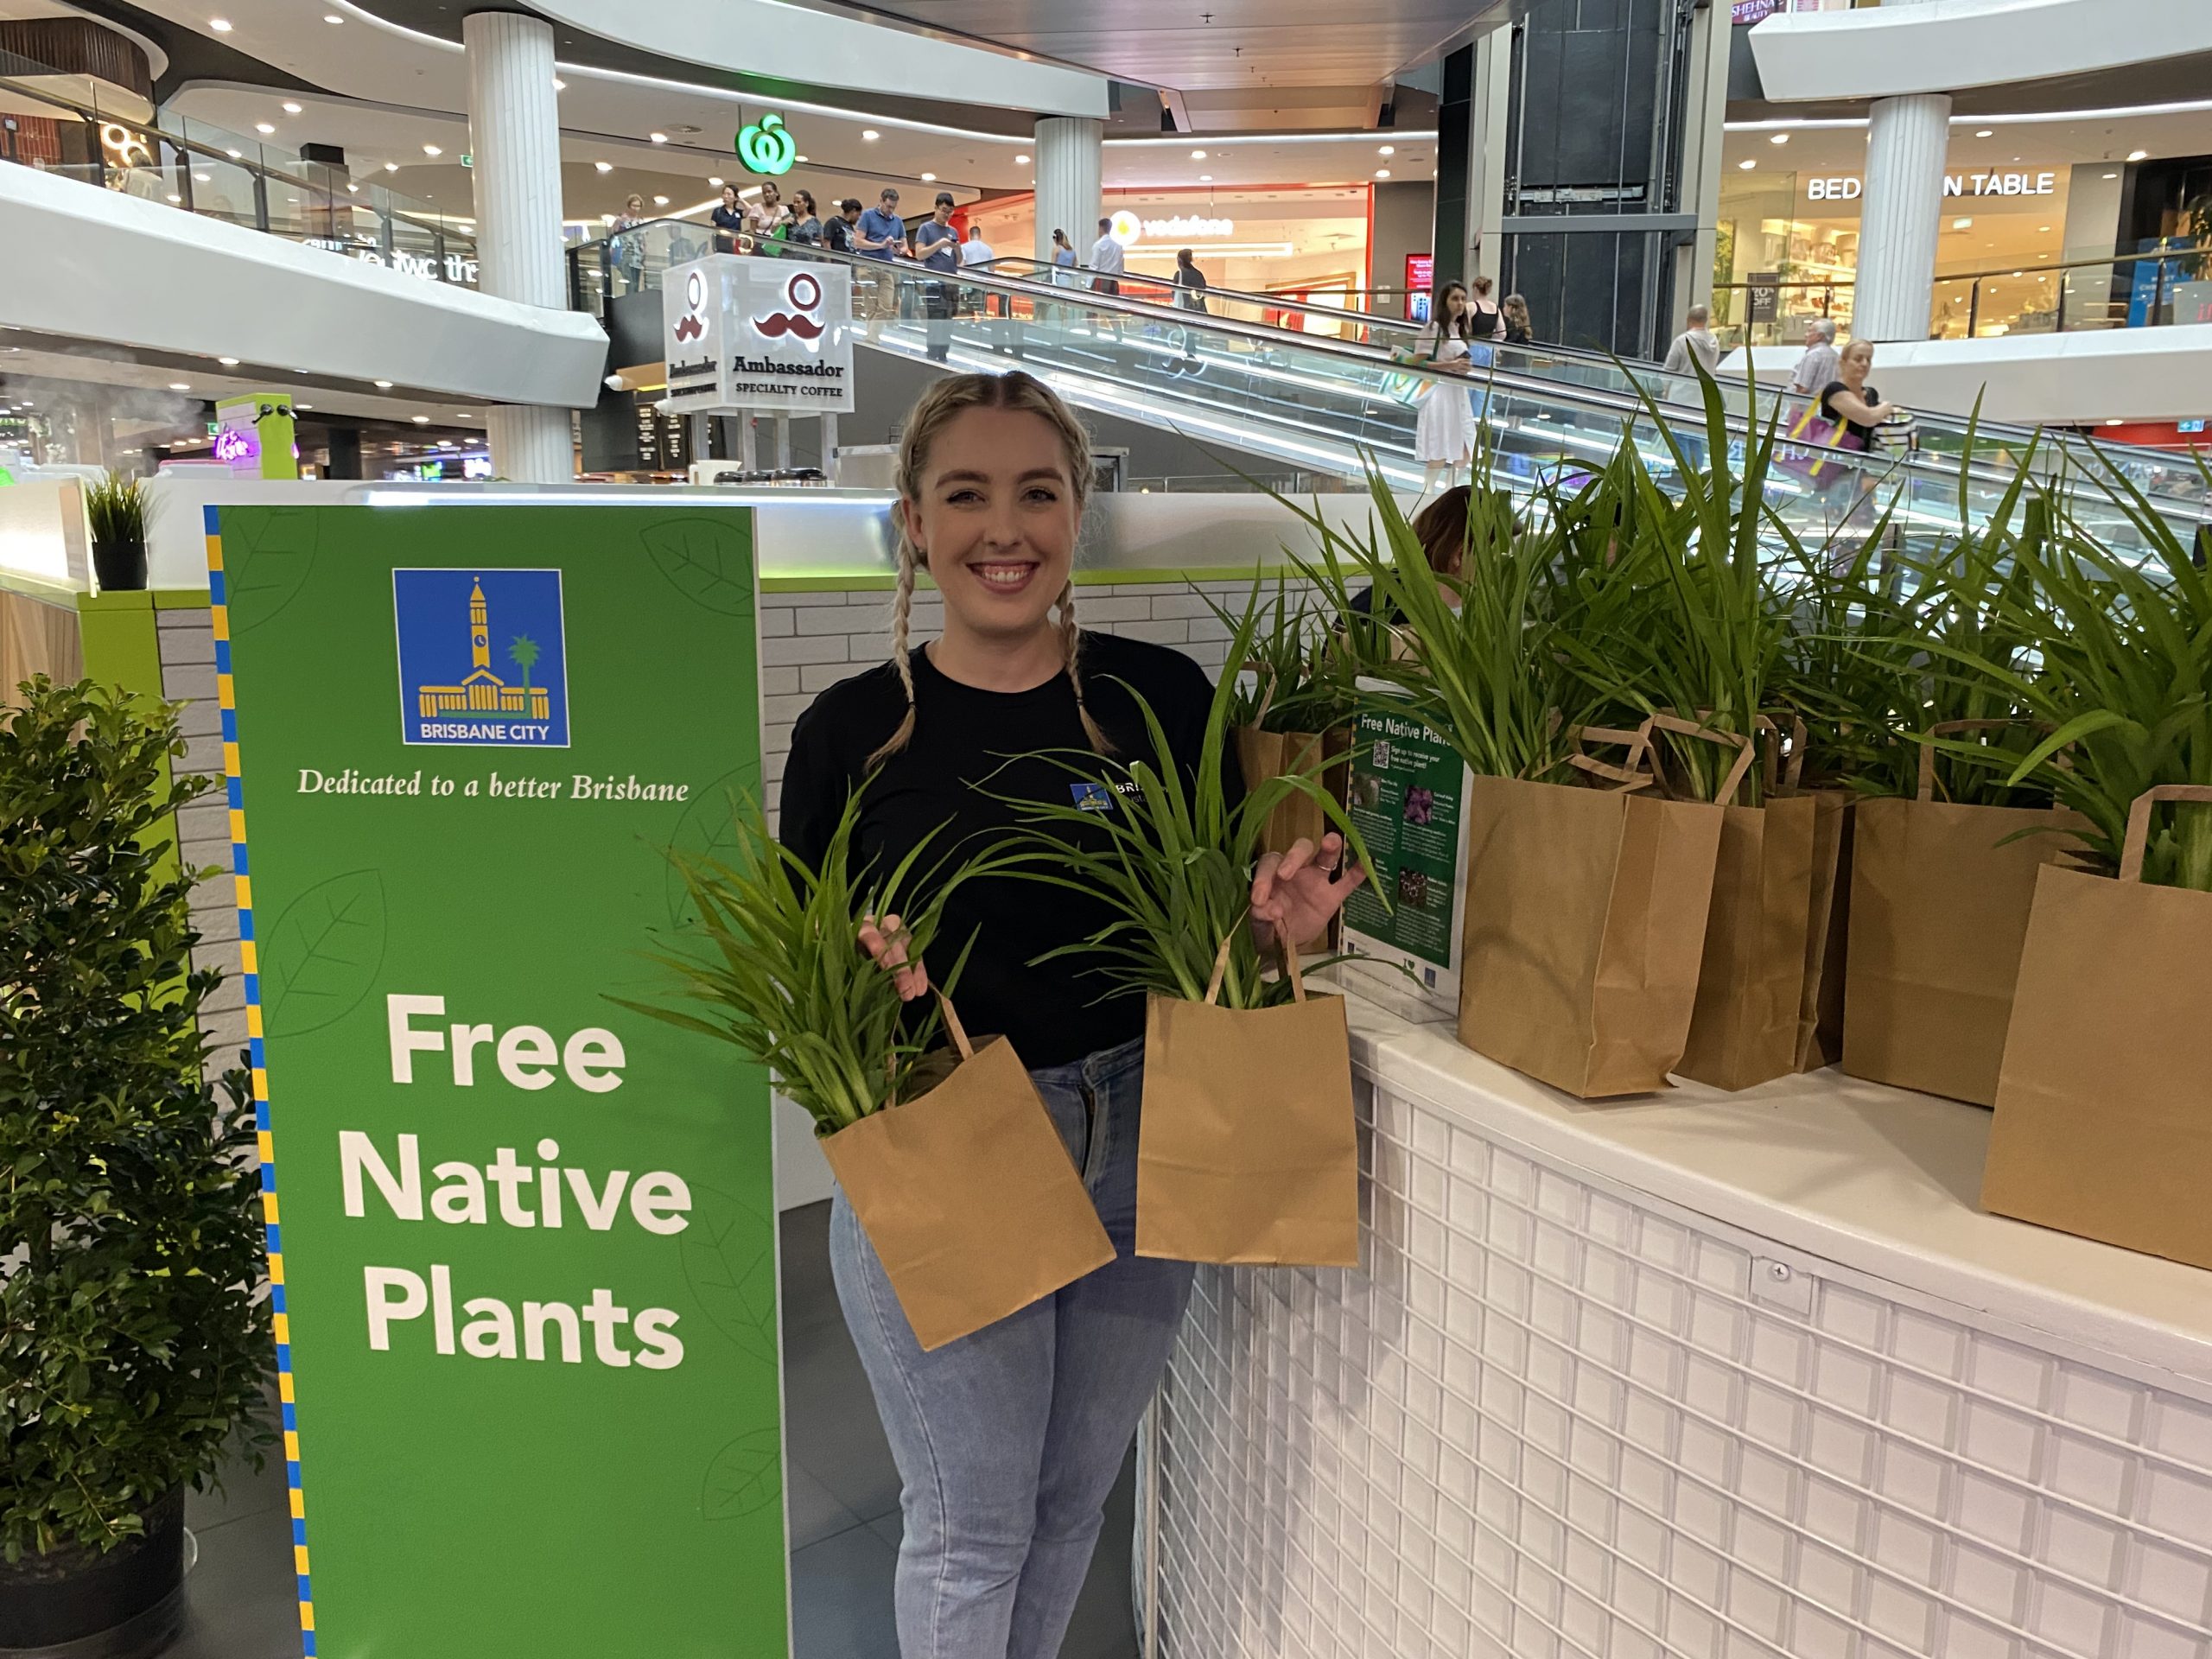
[749,180,785,238]
[1351,485,1479,620]
[1501,293,1534,346]
[1412,281,1482,495]
[611,194,647,295]
[1043,227,1078,325]
[1815,338,1904,531]
[710,182,747,253]
[779,371,1362,1659]
[1466,275,1507,346]
[788,188,823,247]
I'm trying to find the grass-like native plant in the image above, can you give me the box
[615,790,988,1131]
[2,678,273,1560]
[1205,573,1354,736]
[1916,453,2212,889]
[1005,604,1375,1010]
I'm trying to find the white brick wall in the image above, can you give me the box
[1143,1070,2212,1659]
[156,607,249,1083]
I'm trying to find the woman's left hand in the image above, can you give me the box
[1250,832,1367,949]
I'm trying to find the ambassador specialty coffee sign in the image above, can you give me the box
[664,253,854,416]
[210,502,788,1656]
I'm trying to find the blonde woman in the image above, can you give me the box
[779,371,1363,1658]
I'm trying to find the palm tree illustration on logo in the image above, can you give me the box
[508,634,542,703]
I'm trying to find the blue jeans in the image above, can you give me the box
[829,1035,1194,1659]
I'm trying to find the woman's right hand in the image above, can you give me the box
[860,913,929,1001]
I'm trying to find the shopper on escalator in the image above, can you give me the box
[1662,305,1721,377]
[711,182,748,254]
[1465,275,1507,365]
[1787,317,1841,405]
[789,189,823,248]
[857,188,912,335]
[1501,294,1534,346]
[1169,248,1211,371]
[912,193,963,364]
[1412,280,1482,496]
[1815,338,1906,538]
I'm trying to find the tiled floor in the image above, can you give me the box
[168,1199,1140,1658]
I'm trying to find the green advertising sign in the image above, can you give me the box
[1341,703,1469,1010]
[735,111,796,176]
[210,502,786,1656]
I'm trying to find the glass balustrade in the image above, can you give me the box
[573,220,2208,565]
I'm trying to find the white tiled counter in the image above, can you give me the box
[1146,995,2212,1659]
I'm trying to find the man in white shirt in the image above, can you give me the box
[1662,305,1721,377]
[1087,216,1126,337]
[958,225,998,316]
[1787,317,1842,401]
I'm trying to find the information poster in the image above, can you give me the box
[211,503,786,1656]
[1340,702,1471,1020]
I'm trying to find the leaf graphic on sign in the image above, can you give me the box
[640,518,755,617]
[221,508,321,631]
[701,1427,783,1521]
[260,870,388,1037]
[666,766,762,926]
[681,1183,779,1365]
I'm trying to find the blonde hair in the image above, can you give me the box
[868,372,1106,766]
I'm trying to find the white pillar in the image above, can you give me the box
[1854,89,1951,342]
[464,10,572,482]
[1034,117,1102,268]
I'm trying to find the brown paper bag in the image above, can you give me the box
[1138,937,1358,1266]
[820,1001,1115,1351]
[1236,721,1351,953]
[1456,770,1726,1099]
[1793,791,1854,1072]
[1662,717,1820,1093]
[1984,786,2212,1270]
[1842,727,2089,1107]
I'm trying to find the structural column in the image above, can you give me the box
[463,10,572,482]
[1033,116,1103,268]
[1853,0,1951,344]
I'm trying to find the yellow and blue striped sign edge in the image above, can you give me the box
[206,505,317,1652]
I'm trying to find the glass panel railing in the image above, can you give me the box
[572,223,2209,563]
[0,53,477,287]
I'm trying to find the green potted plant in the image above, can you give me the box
[1,677,273,1654]
[83,473,149,594]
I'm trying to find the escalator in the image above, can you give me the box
[569,222,2206,567]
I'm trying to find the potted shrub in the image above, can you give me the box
[83,474,149,594]
[1,677,273,1655]
[620,791,1113,1352]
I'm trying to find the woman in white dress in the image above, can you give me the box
[1414,281,1482,495]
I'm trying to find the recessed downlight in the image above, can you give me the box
[219,356,240,365]
[209,16,232,31]
[282,101,302,115]
[374,379,394,388]
[649,132,668,144]
[412,415,430,423]
[594,161,613,173]
[255,123,275,135]
[423,144,442,157]
[861,129,880,142]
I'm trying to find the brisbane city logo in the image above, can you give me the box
[753,270,826,341]
[392,568,571,748]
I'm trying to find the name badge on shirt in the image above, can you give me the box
[1070,782,1116,814]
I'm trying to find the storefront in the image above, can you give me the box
[963,185,1374,312]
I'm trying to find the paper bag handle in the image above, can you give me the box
[1649,712,1763,805]
[1567,718,1656,792]
[937,992,975,1061]
[1202,917,1308,1007]
[1764,713,1808,796]
[1243,658,1278,729]
[2118,785,2212,884]
[1916,718,2053,802]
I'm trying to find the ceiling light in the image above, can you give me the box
[226,148,241,158]
[2103,171,2119,180]
[1378,145,1395,156]
[649,132,668,144]
[795,155,807,163]
[209,16,232,31]
[296,404,313,410]
[374,379,394,388]
[255,123,276,135]
[1191,149,1207,160]
[412,415,430,423]
[168,382,191,391]
[1199,175,1212,182]
[219,356,240,365]
[282,101,302,115]
[1015,153,1030,164]
[423,144,442,157]
[1770,133,1789,145]
[385,162,397,171]
[920,171,936,181]
[2107,418,2123,426]
[708,175,723,187]
[1375,168,1390,179]
[862,129,880,142]
[324,12,341,21]
[1953,217,1973,229]
[552,78,566,91]
[193,171,210,181]
[652,194,669,206]
[167,192,181,202]
[594,161,612,173]
[2128,149,2149,162]
[1974,128,1994,138]
[1738,159,1756,170]
[346,182,359,193]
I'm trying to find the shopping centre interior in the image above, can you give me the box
[4,3,2212,1658]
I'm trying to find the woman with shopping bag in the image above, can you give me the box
[779,370,1363,1659]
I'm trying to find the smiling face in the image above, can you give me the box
[898,406,1081,647]
[721,186,738,209]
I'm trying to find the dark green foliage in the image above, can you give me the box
[1,678,273,1561]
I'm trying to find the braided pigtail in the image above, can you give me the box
[1057,581,1112,756]
[866,545,920,766]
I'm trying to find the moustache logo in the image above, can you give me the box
[673,314,705,342]
[752,271,826,343]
